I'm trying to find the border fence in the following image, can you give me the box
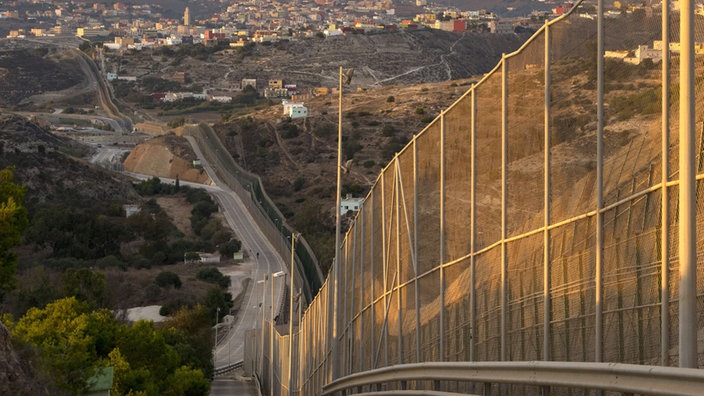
[251,0,704,394]
[187,123,323,303]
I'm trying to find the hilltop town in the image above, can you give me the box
[2,0,577,43]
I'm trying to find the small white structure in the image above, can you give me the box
[123,204,141,217]
[210,95,232,103]
[340,194,364,215]
[282,100,308,119]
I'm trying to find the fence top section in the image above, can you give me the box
[322,361,704,396]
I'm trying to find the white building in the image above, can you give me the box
[340,195,364,215]
[282,100,308,119]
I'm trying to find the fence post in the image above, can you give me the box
[679,0,698,369]
[414,136,421,363]
[500,53,509,362]
[470,85,477,363]
[543,19,552,368]
[440,111,446,362]
[396,159,403,365]
[595,0,605,364]
[660,0,671,368]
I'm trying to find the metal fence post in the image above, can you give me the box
[679,0,698,369]
[543,20,552,366]
[470,85,477,363]
[660,0,671,367]
[595,0,605,364]
[359,207,365,373]
[413,136,421,363]
[440,111,446,361]
[500,54,508,362]
[396,159,403,366]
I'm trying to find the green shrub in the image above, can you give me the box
[155,271,182,289]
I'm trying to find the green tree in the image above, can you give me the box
[0,167,28,297]
[10,297,119,393]
[155,271,182,289]
[169,366,210,396]
[62,268,107,307]
[204,287,232,325]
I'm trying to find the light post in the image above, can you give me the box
[259,276,268,380]
[214,307,220,346]
[271,270,286,396]
[288,234,299,396]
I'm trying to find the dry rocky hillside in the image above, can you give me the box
[111,29,530,95]
[0,47,85,108]
[0,113,139,208]
[123,134,211,184]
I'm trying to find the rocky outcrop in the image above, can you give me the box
[0,322,49,395]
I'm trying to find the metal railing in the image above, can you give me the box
[251,0,704,394]
[322,361,704,396]
[214,361,243,377]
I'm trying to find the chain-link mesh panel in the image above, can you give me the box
[474,72,503,249]
[400,281,419,364]
[415,121,442,274]
[418,269,441,362]
[444,97,472,262]
[506,25,546,237]
[549,217,596,362]
[444,257,472,362]
[548,15,597,224]
[506,233,545,361]
[474,246,502,361]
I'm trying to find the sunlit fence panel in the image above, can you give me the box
[248,1,704,394]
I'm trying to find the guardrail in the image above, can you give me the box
[214,361,244,377]
[322,361,704,396]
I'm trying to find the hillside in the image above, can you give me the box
[0,47,85,109]
[0,113,139,209]
[111,28,530,97]
[123,134,211,184]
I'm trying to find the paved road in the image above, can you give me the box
[210,377,258,396]
[184,135,287,370]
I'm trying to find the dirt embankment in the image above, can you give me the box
[123,134,211,184]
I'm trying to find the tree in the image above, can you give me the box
[0,167,28,297]
[10,297,119,393]
[155,271,182,289]
[62,268,107,307]
[169,366,210,395]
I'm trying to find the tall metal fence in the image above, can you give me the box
[252,0,704,394]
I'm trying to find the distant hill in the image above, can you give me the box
[0,48,83,108]
[0,113,138,210]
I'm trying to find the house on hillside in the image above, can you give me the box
[341,194,363,215]
[282,100,308,119]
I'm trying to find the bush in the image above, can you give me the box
[363,160,376,168]
[219,239,242,258]
[415,107,426,115]
[386,96,395,103]
[196,267,231,288]
[382,124,396,136]
[155,271,182,289]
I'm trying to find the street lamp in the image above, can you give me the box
[271,271,286,396]
[214,307,221,346]
[332,66,352,381]
[258,276,268,380]
[288,233,299,396]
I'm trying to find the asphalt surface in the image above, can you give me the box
[184,135,287,370]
